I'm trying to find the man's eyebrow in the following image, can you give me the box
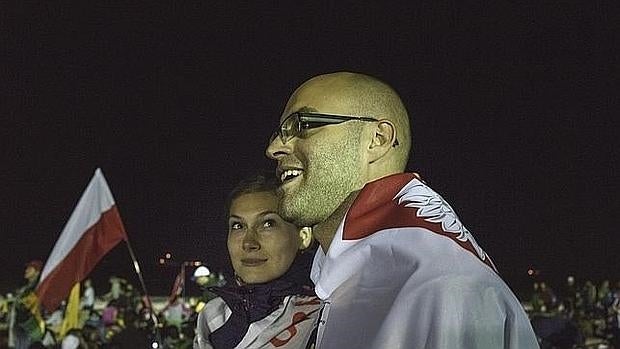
[296,106,319,113]
[258,210,279,217]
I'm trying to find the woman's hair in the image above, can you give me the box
[225,172,280,212]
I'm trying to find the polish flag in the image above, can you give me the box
[167,267,185,304]
[36,168,128,312]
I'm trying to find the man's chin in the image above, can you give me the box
[279,207,303,226]
[279,202,311,227]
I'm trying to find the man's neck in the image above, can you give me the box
[313,190,360,253]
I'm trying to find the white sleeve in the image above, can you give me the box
[193,298,231,349]
[194,297,232,349]
[193,309,214,349]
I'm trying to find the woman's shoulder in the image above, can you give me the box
[203,296,227,310]
[198,297,232,331]
[244,295,322,348]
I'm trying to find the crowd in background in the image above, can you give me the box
[527,277,620,348]
[1,261,618,348]
[0,261,224,349]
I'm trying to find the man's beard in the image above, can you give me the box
[278,131,363,227]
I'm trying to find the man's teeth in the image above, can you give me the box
[280,169,302,182]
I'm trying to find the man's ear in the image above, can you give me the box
[298,227,312,250]
[368,120,397,163]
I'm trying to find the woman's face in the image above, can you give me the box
[227,191,301,284]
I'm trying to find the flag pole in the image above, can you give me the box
[124,238,158,326]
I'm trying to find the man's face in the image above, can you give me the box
[266,80,368,227]
[195,276,212,287]
[227,191,301,284]
[24,266,39,282]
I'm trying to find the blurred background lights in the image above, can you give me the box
[193,266,211,278]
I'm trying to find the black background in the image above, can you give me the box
[2,2,618,298]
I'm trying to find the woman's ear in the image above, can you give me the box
[298,227,312,250]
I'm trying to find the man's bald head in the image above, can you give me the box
[285,72,411,172]
[267,71,412,229]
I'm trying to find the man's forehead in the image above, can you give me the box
[279,105,318,122]
[280,85,354,121]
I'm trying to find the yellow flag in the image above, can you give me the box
[59,282,81,338]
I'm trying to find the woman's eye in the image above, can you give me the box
[263,219,276,228]
[230,222,243,230]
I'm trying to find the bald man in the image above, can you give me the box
[266,72,538,348]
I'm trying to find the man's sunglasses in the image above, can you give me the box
[270,112,399,146]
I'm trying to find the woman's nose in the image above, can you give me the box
[242,233,260,251]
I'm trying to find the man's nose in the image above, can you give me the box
[242,233,260,251]
[265,136,292,160]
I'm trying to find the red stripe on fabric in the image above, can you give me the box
[343,173,496,271]
[343,173,417,241]
[36,206,127,312]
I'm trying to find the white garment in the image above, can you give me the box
[164,300,187,327]
[61,334,80,349]
[45,309,64,334]
[81,285,95,308]
[311,173,539,349]
[194,294,321,349]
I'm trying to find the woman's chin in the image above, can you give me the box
[237,271,284,285]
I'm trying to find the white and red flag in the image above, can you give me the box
[36,168,128,312]
[310,173,539,348]
[167,267,185,304]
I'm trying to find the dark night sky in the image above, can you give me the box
[2,2,618,297]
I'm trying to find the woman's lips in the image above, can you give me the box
[241,258,268,266]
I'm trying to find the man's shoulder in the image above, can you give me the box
[343,173,496,271]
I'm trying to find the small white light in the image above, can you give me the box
[151,341,159,348]
[194,266,211,278]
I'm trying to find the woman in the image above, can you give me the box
[194,175,321,349]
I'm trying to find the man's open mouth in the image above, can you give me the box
[280,169,303,183]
